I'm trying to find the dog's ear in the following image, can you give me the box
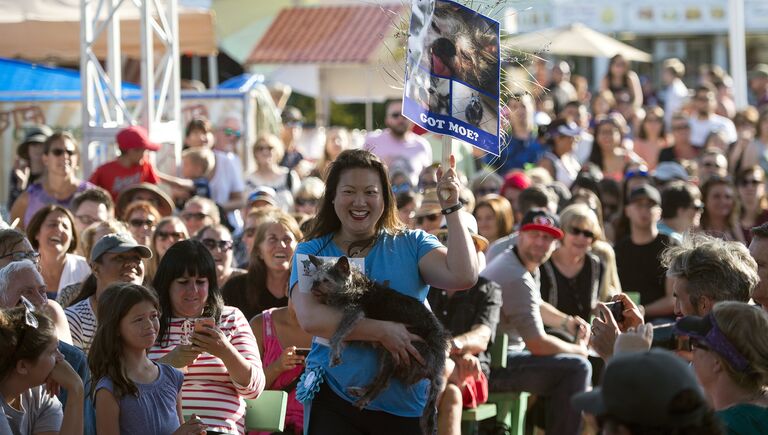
[308,255,323,268]
[335,256,351,277]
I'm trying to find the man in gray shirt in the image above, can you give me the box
[482,210,591,435]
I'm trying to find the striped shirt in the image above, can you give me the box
[64,298,97,354]
[148,306,265,434]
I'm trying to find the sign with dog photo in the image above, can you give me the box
[403,0,500,156]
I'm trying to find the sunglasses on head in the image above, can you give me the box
[0,251,40,264]
[568,227,595,239]
[49,148,76,157]
[223,128,241,138]
[182,212,208,221]
[156,230,185,241]
[416,214,441,225]
[201,238,233,252]
[129,219,156,228]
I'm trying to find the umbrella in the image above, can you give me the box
[506,23,652,62]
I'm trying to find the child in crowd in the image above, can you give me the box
[181,147,215,200]
[88,283,206,435]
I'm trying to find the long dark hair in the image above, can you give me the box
[88,283,159,399]
[700,176,740,232]
[589,114,628,171]
[152,239,223,345]
[26,205,79,253]
[0,307,55,380]
[0,229,27,257]
[304,149,403,241]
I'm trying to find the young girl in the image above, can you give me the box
[88,283,206,435]
[0,301,84,434]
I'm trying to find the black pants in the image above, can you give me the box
[307,384,423,435]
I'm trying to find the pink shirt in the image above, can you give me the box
[364,129,432,185]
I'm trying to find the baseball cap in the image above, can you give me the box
[572,349,707,427]
[430,211,489,252]
[247,186,278,207]
[519,210,563,239]
[674,313,751,373]
[653,162,689,183]
[281,106,304,125]
[17,124,54,160]
[500,172,531,195]
[91,233,152,263]
[748,64,768,80]
[117,126,161,152]
[548,119,581,138]
[628,184,661,205]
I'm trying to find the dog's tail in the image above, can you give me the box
[421,372,443,435]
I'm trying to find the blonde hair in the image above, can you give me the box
[560,203,603,241]
[711,301,768,392]
[252,134,285,169]
[79,219,128,260]
[182,147,215,177]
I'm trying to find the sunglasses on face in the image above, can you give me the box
[156,230,185,241]
[49,148,76,157]
[255,146,274,152]
[568,227,595,239]
[388,112,404,119]
[476,187,499,196]
[201,238,233,252]
[416,214,441,225]
[182,212,208,221]
[129,219,156,228]
[223,128,242,138]
[0,251,40,264]
[739,178,762,187]
[672,124,691,131]
[295,198,318,207]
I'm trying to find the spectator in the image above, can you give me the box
[740,109,768,175]
[652,161,690,188]
[590,90,616,124]
[589,115,643,182]
[70,188,115,241]
[414,188,444,233]
[614,185,676,319]
[483,93,544,175]
[736,166,768,243]
[748,64,768,110]
[121,200,160,248]
[65,233,150,354]
[689,84,737,148]
[195,224,244,287]
[314,127,351,179]
[661,58,689,129]
[657,181,703,242]
[548,61,578,117]
[561,100,594,164]
[114,182,174,221]
[468,169,502,200]
[633,106,668,170]
[11,132,97,230]
[396,190,420,230]
[183,118,213,150]
[245,134,300,211]
[146,216,188,283]
[571,349,722,435]
[660,112,700,163]
[499,171,530,213]
[698,148,730,182]
[726,107,759,174]
[600,54,643,109]
[481,210,590,435]
[279,106,305,171]
[700,176,744,242]
[180,196,220,237]
[0,304,85,435]
[27,205,90,297]
[427,215,500,435]
[749,223,768,310]
[8,125,52,209]
[149,240,266,433]
[364,99,433,186]
[675,302,768,433]
[233,206,281,268]
[178,146,215,202]
[293,177,324,217]
[473,194,514,246]
[538,119,582,187]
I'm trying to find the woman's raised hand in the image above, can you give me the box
[192,325,235,360]
[377,320,426,367]
[436,154,461,208]
[270,345,305,372]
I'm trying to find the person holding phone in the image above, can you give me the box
[250,292,312,435]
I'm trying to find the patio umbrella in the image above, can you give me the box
[506,23,652,62]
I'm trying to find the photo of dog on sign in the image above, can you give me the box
[418,0,499,97]
[451,81,498,134]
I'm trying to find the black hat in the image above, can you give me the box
[17,124,53,160]
[628,184,661,205]
[520,210,563,239]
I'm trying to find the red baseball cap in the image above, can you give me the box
[520,210,563,239]
[117,126,161,152]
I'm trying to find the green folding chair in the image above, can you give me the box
[244,390,289,432]
[487,332,529,435]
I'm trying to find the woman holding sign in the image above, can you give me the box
[290,149,478,433]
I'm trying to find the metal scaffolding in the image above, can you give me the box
[80,0,181,176]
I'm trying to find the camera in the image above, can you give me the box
[604,301,625,322]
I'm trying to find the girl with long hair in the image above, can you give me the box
[735,166,768,243]
[699,176,744,242]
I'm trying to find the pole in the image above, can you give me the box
[728,0,748,109]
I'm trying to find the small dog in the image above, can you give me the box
[465,95,484,126]
[308,255,449,435]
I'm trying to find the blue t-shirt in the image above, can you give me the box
[289,229,442,417]
[95,362,183,435]
[482,133,544,175]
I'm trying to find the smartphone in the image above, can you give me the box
[604,301,625,322]
[295,348,311,357]
[194,317,215,332]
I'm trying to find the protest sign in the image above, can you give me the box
[403,0,501,156]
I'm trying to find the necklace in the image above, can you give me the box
[343,235,377,257]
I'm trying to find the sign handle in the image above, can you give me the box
[442,135,451,171]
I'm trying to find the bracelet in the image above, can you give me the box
[441,203,463,215]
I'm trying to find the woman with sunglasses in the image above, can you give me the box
[222,211,301,320]
[736,166,768,244]
[196,224,244,287]
[245,134,301,211]
[146,216,189,283]
[675,302,768,434]
[633,106,667,170]
[540,204,609,330]
[10,132,96,231]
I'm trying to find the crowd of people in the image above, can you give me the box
[1,54,768,435]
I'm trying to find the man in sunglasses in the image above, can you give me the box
[364,99,432,186]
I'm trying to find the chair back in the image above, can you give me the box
[245,390,289,432]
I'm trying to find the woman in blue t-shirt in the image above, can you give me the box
[290,149,478,434]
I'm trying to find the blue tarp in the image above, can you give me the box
[0,57,140,102]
